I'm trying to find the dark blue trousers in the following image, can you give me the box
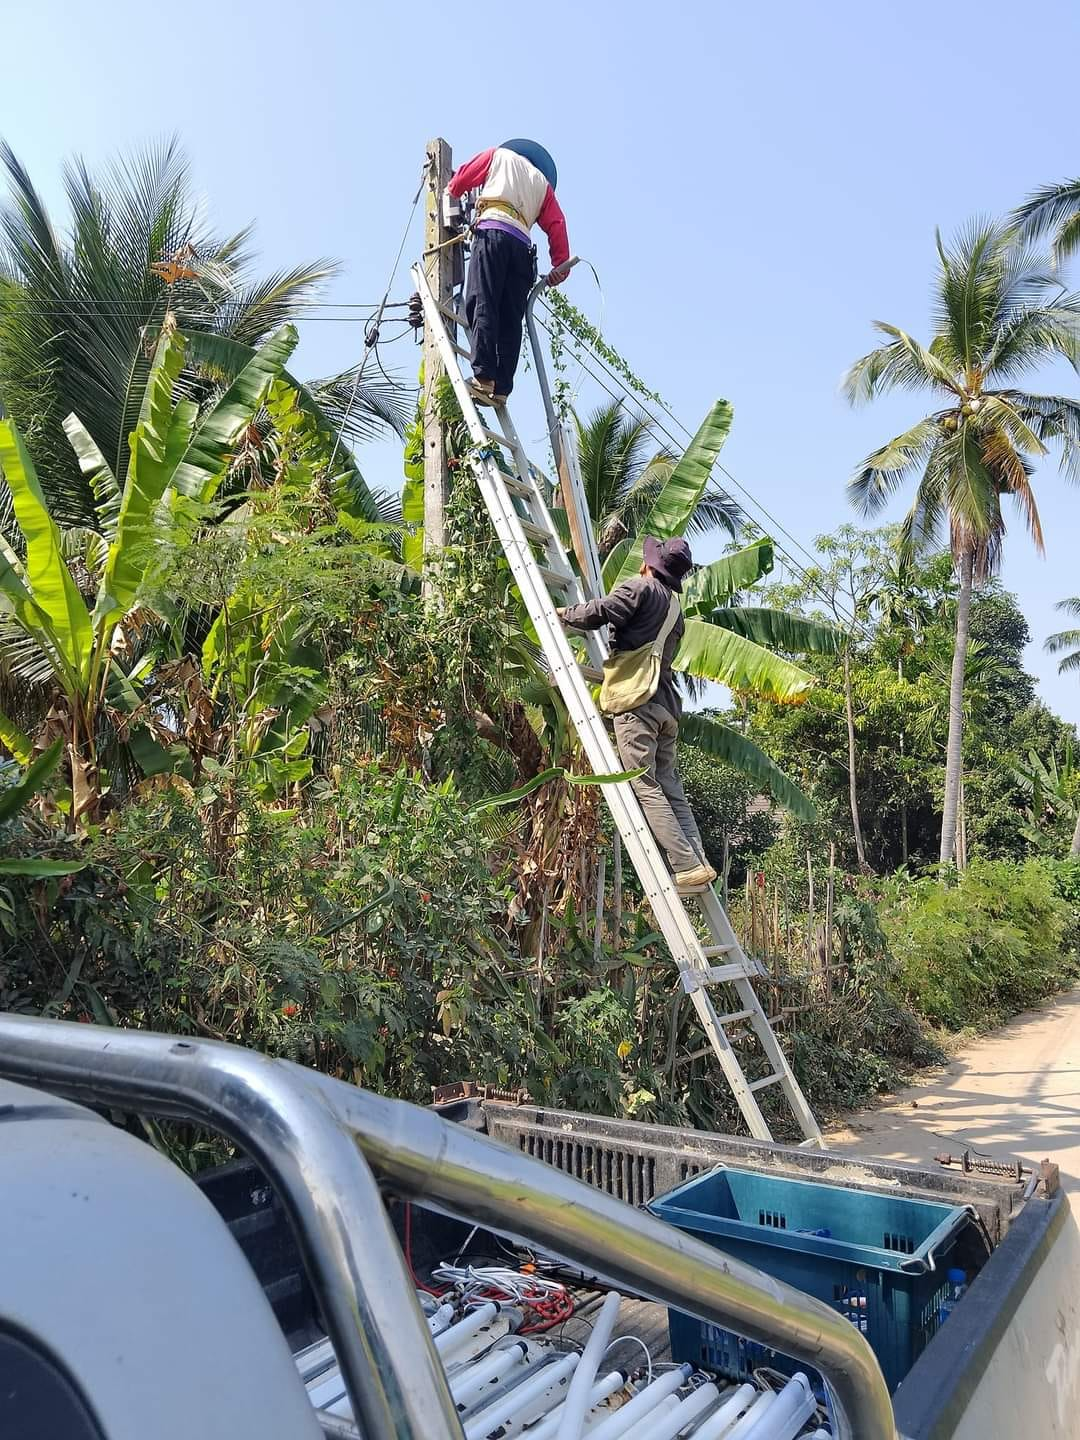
[464,227,536,397]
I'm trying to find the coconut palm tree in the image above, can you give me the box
[1013,180,1080,264]
[845,220,1080,863]
[0,137,407,531]
[574,399,739,557]
[1046,597,1080,675]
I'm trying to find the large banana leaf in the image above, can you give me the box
[601,537,633,590]
[0,419,93,685]
[611,399,733,587]
[674,617,816,701]
[401,475,424,526]
[182,329,386,522]
[95,331,186,633]
[62,414,121,540]
[708,607,843,655]
[0,738,64,824]
[680,538,775,617]
[0,856,87,876]
[171,325,299,503]
[104,665,179,778]
[0,710,32,764]
[679,712,816,820]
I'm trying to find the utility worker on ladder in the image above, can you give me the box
[447,139,571,407]
[557,537,719,895]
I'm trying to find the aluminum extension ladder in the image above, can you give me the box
[412,262,821,1147]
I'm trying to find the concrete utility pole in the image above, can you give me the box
[421,137,454,556]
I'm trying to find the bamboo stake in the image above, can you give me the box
[593,850,607,964]
[806,850,815,971]
[772,884,780,952]
[612,834,623,937]
[825,843,836,1001]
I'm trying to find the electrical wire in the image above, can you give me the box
[326,163,428,472]
[428,1260,576,1333]
[603,1334,653,1384]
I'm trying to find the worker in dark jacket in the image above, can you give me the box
[447,139,570,406]
[557,536,718,894]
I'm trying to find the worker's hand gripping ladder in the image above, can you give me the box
[412,261,821,1148]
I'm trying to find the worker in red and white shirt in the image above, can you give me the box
[447,139,570,406]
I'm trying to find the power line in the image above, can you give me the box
[327,165,428,472]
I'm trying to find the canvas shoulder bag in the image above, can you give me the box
[598,595,681,717]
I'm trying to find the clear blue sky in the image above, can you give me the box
[6,0,1080,721]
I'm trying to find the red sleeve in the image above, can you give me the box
[448,149,494,197]
[537,185,570,269]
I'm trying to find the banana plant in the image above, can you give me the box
[0,324,301,819]
[601,402,841,819]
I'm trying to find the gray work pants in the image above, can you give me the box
[613,700,706,873]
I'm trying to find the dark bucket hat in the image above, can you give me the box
[643,535,693,592]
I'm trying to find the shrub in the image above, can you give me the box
[878,859,1079,1031]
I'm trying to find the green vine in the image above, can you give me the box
[544,290,664,418]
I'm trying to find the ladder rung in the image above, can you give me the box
[705,962,755,984]
[715,1009,752,1026]
[448,338,472,359]
[479,426,516,449]
[703,944,736,957]
[492,472,534,499]
[579,664,603,682]
[436,302,468,329]
[538,564,574,592]
[519,518,555,544]
[748,1073,784,1093]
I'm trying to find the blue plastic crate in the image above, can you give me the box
[648,1165,972,1394]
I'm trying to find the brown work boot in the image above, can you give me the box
[468,377,497,407]
[674,863,718,894]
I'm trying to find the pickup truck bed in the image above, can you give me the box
[3,1018,1075,1440]
[197,1093,1067,1439]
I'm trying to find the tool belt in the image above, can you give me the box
[476,196,530,230]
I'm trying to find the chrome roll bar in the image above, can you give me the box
[0,1016,896,1440]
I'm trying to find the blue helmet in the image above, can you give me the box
[501,139,558,190]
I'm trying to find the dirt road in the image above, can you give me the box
[823,986,1080,1188]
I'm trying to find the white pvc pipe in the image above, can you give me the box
[463,1353,579,1440]
[807,1432,833,1439]
[553,1289,622,1440]
[434,1301,499,1356]
[451,1341,528,1408]
[620,1381,721,1440]
[584,1365,693,1440]
[739,1374,816,1440]
[428,1301,455,1336]
[522,1370,627,1440]
[721,1391,776,1440]
[687,1382,758,1440]
[619,1395,682,1438]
